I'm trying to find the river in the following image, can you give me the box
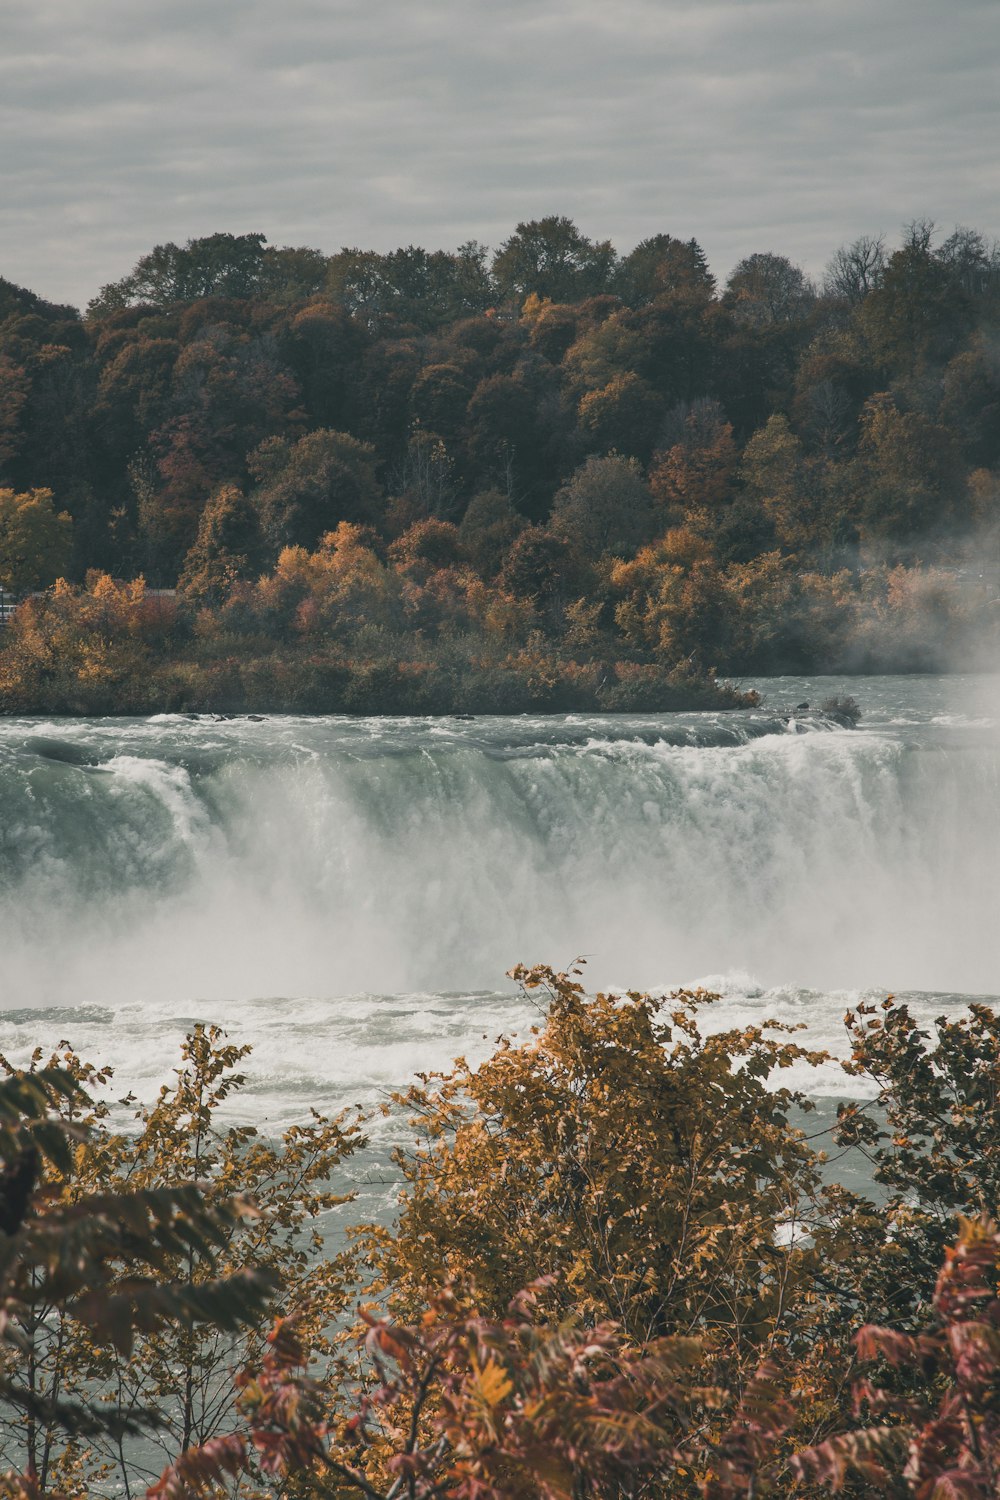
[1,674,998,1146]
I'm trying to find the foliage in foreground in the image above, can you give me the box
[0,1029,360,1496]
[148,1218,1000,1500]
[2,965,1000,1497]
[794,1214,1000,1497]
[0,1062,274,1494]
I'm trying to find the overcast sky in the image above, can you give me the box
[1,0,996,311]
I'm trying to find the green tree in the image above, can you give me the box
[833,999,1000,1314]
[492,218,616,305]
[616,234,716,306]
[0,354,31,474]
[939,335,1000,467]
[249,429,382,553]
[725,253,816,327]
[859,222,971,372]
[549,453,652,558]
[88,233,270,315]
[458,488,523,577]
[283,299,363,430]
[178,483,265,604]
[857,393,964,545]
[327,243,492,332]
[408,362,475,443]
[258,242,328,302]
[0,487,72,594]
[465,369,568,514]
[577,372,663,460]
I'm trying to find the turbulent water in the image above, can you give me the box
[1,674,998,1135]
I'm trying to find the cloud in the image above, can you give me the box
[0,0,996,308]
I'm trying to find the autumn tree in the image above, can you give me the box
[649,400,739,520]
[366,963,825,1373]
[0,277,90,506]
[613,527,709,654]
[119,308,303,578]
[2,212,997,706]
[93,331,179,465]
[0,572,182,714]
[794,1216,1000,1498]
[577,371,663,459]
[257,522,400,640]
[523,297,587,362]
[387,517,464,581]
[497,527,578,610]
[147,1285,738,1500]
[0,352,30,475]
[563,310,648,393]
[738,413,847,562]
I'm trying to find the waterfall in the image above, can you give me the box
[2,698,997,1012]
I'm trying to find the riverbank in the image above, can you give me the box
[0,578,757,715]
[0,642,756,716]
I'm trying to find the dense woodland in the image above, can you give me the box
[1,217,999,712]
[4,965,1000,1497]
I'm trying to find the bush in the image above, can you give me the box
[819,693,862,725]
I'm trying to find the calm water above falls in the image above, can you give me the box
[1,673,998,1127]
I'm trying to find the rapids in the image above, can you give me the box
[1,673,998,1122]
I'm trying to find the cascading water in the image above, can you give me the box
[1,673,998,1120]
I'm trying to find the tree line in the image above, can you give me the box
[1,217,999,712]
[3,963,1000,1496]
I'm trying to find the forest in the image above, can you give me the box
[3,963,1000,1498]
[0,217,999,712]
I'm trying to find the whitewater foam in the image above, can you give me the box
[0,675,997,1123]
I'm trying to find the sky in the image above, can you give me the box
[1,0,997,312]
